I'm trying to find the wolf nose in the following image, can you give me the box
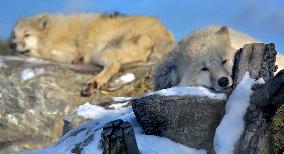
[218,77,229,87]
[9,43,17,50]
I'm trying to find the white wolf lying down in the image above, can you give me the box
[10,13,175,96]
[154,26,284,91]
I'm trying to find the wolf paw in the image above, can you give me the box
[80,81,98,97]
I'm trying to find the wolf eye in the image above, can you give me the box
[201,67,209,71]
[24,34,30,38]
[222,60,227,64]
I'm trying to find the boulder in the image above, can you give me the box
[132,94,225,152]
[271,105,284,153]
[0,56,153,153]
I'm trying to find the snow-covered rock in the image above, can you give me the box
[145,86,226,100]
[21,68,46,80]
[0,55,156,153]
[21,103,207,154]
[133,87,226,153]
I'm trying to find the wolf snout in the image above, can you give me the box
[218,77,229,87]
[9,43,17,50]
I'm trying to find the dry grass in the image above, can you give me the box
[0,39,12,55]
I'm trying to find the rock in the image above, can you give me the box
[0,64,85,153]
[132,94,225,152]
[0,56,154,153]
[61,115,88,136]
[101,119,139,154]
[271,105,284,153]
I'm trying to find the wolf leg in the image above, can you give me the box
[80,34,153,96]
[81,63,121,96]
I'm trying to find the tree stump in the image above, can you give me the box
[231,43,284,153]
[101,119,139,154]
[232,43,277,86]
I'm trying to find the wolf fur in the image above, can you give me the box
[10,13,175,96]
[154,25,284,91]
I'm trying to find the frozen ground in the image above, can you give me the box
[22,102,206,154]
[21,86,227,154]
[21,73,260,154]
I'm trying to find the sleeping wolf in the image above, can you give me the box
[10,13,175,96]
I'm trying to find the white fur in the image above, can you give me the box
[25,36,38,50]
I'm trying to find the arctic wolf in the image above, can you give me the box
[10,13,175,96]
[154,26,284,92]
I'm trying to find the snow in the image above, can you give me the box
[108,102,129,108]
[136,134,207,154]
[22,102,207,154]
[114,72,136,85]
[214,72,265,154]
[20,72,266,154]
[21,68,45,80]
[76,102,132,120]
[146,86,227,100]
[112,96,133,102]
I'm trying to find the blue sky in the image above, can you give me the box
[1,0,284,53]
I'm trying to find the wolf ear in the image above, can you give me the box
[216,26,229,36]
[37,14,49,29]
[216,26,230,44]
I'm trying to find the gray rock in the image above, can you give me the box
[0,62,93,153]
[0,56,154,153]
[132,94,225,152]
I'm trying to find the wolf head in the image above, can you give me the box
[182,26,234,92]
[9,14,49,55]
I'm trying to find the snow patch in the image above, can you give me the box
[136,134,207,154]
[112,96,133,102]
[109,102,129,109]
[114,73,136,85]
[147,86,227,100]
[76,102,132,120]
[23,102,207,154]
[21,68,45,80]
[214,72,265,154]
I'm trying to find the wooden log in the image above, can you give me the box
[232,43,284,153]
[250,70,284,107]
[101,119,139,154]
[232,43,277,87]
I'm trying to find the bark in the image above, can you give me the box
[232,43,277,86]
[101,119,139,154]
[232,43,284,154]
